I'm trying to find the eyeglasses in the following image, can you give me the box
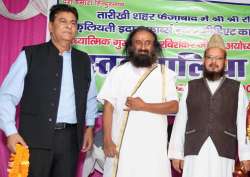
[205,55,225,61]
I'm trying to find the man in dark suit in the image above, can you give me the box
[0,4,97,177]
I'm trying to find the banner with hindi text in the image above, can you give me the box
[61,0,250,101]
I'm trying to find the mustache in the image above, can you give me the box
[137,49,149,54]
[208,63,219,68]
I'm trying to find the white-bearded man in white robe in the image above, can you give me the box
[168,34,250,177]
[97,26,179,177]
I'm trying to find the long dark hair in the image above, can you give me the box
[123,26,163,57]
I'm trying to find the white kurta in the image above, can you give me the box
[98,62,178,177]
[168,77,250,177]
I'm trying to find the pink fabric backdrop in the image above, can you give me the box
[0,0,46,177]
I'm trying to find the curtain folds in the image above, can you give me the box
[0,0,48,20]
[0,1,47,177]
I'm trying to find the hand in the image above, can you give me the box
[7,133,28,153]
[124,97,145,111]
[103,138,118,157]
[241,160,250,172]
[172,159,184,173]
[81,127,93,152]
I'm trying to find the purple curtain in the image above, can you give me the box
[0,0,46,177]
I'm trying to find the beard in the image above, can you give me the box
[128,49,157,67]
[203,65,225,81]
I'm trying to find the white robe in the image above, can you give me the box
[97,62,178,177]
[168,77,250,177]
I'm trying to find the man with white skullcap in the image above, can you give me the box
[168,34,250,177]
